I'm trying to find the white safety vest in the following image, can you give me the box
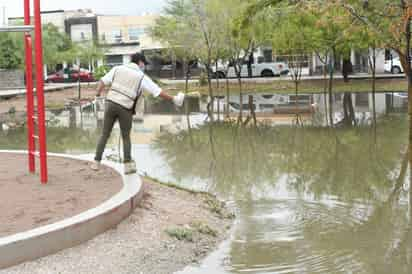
[106,64,144,110]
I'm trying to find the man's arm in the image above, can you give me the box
[142,76,185,107]
[95,80,105,97]
[96,67,116,97]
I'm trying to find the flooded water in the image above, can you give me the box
[0,92,410,273]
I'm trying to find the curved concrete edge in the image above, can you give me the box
[0,150,143,270]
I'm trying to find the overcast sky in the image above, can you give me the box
[0,0,167,18]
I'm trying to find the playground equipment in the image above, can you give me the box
[0,0,48,183]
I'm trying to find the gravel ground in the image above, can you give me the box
[0,179,234,274]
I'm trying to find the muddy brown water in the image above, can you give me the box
[0,92,410,273]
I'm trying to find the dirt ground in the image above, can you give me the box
[0,153,123,237]
[1,178,234,274]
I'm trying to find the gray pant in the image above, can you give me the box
[95,100,133,162]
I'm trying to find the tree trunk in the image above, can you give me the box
[408,78,412,169]
[328,50,335,127]
[185,65,192,131]
[343,93,350,125]
[371,48,377,127]
[348,93,356,126]
[206,62,214,122]
[295,80,301,125]
[371,49,377,143]
[323,55,329,126]
[249,95,257,127]
[238,75,243,124]
[404,13,412,170]
[247,52,253,78]
[342,93,356,126]
[216,61,220,121]
[226,73,230,119]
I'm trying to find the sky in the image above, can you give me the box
[0,0,167,18]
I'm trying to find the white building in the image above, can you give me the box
[97,14,162,67]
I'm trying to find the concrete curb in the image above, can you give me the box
[0,150,143,270]
[0,82,98,98]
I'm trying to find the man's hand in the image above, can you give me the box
[159,91,185,107]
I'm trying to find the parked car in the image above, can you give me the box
[213,59,289,78]
[384,58,403,74]
[46,69,95,83]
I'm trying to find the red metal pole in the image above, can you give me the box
[24,0,35,173]
[33,0,48,183]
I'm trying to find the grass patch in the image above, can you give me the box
[143,174,208,195]
[190,221,218,237]
[46,102,66,110]
[205,197,225,215]
[163,78,407,96]
[165,226,194,242]
[143,175,235,220]
[204,197,235,220]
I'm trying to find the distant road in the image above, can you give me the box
[161,73,405,85]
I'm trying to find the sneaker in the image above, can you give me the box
[124,160,137,174]
[90,160,101,171]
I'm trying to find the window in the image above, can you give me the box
[112,30,122,43]
[106,55,123,66]
[128,28,145,41]
[263,49,273,62]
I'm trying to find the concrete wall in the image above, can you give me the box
[0,70,24,89]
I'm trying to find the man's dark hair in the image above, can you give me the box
[131,53,147,65]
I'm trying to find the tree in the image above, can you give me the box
[348,19,385,130]
[224,0,254,124]
[42,23,76,70]
[340,0,412,139]
[225,0,277,125]
[245,0,355,126]
[270,4,319,125]
[310,2,356,126]
[77,41,106,72]
[150,0,201,139]
[0,33,23,69]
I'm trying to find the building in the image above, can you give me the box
[8,10,163,70]
[64,9,98,44]
[8,10,66,32]
[97,14,162,66]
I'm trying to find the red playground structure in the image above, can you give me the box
[0,0,48,183]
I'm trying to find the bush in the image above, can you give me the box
[94,65,110,80]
